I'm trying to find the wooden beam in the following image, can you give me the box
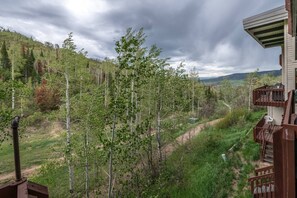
[249,21,284,32]
[262,38,284,44]
[265,42,284,48]
[256,30,284,38]
[258,33,284,40]
[262,36,284,42]
[254,26,284,36]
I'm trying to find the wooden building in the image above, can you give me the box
[243,0,297,197]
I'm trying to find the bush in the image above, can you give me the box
[34,80,60,112]
[216,109,250,129]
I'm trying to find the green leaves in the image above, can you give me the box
[62,32,76,51]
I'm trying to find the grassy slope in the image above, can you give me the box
[0,110,262,197]
[143,110,263,198]
[0,117,64,174]
[29,117,211,197]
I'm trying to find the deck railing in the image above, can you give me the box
[253,117,280,144]
[282,90,294,124]
[249,166,275,197]
[253,117,266,143]
[253,85,285,107]
[254,165,274,176]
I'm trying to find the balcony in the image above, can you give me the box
[253,116,282,163]
[248,166,275,197]
[249,90,297,197]
[253,116,282,144]
[253,85,285,107]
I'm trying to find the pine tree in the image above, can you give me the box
[0,41,11,80]
[0,41,11,69]
[40,50,44,57]
[22,49,36,83]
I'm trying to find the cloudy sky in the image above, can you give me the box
[0,0,284,77]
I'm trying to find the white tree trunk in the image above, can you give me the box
[104,73,108,107]
[130,76,134,133]
[84,127,89,198]
[192,80,195,115]
[65,73,74,196]
[97,69,100,85]
[222,101,232,113]
[108,114,116,198]
[11,51,15,110]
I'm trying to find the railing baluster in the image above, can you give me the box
[249,167,274,197]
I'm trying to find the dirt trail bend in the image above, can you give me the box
[0,165,41,183]
[163,118,222,156]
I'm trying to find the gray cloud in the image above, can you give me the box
[0,0,284,77]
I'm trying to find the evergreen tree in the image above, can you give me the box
[40,50,44,57]
[0,41,11,80]
[22,49,36,83]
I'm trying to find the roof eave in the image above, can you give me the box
[243,6,288,48]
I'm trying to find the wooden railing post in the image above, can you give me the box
[282,126,295,198]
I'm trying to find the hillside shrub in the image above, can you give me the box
[34,80,60,112]
[216,108,250,129]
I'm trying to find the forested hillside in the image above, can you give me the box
[202,70,281,85]
[0,27,281,197]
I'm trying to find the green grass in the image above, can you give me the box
[0,138,62,174]
[0,121,64,174]
[32,163,70,197]
[31,156,106,197]
[143,110,263,198]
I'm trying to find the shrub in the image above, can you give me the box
[34,79,60,112]
[216,109,250,129]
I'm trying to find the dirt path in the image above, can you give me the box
[0,165,41,183]
[163,118,222,156]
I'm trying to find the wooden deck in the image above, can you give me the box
[253,85,285,107]
[253,116,282,144]
[255,124,282,144]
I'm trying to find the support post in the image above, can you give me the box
[11,116,21,182]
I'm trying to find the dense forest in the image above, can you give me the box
[0,27,280,197]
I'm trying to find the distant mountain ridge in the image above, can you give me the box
[201,70,281,85]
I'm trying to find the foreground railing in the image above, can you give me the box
[282,90,294,124]
[272,90,296,197]
[249,166,275,198]
[253,85,285,107]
